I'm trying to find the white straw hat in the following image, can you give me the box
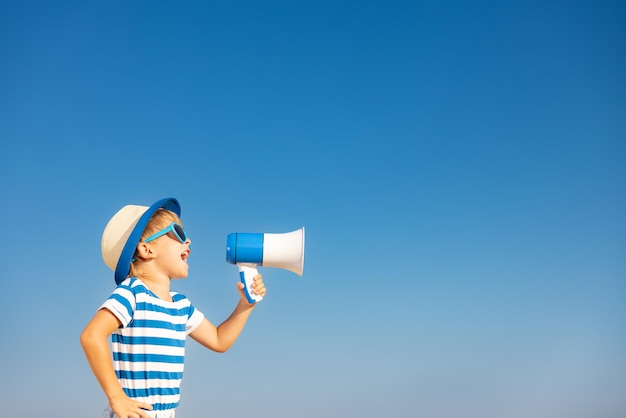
[101,197,181,284]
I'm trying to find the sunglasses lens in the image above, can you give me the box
[173,224,186,242]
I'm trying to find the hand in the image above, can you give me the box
[109,394,153,418]
[250,274,267,299]
[237,274,267,303]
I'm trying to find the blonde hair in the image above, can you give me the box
[129,209,183,275]
[140,208,183,240]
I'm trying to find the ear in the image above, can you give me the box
[135,242,157,260]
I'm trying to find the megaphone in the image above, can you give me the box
[226,227,305,303]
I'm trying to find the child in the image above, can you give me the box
[81,197,266,418]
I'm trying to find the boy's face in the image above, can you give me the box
[149,230,192,279]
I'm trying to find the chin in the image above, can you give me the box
[171,269,189,279]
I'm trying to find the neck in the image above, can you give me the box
[133,267,173,302]
[143,277,172,302]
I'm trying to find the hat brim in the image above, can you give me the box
[114,197,181,284]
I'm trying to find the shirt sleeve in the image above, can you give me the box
[100,282,136,328]
[186,303,205,335]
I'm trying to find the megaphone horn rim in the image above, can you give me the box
[262,227,305,276]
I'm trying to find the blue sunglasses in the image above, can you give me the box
[143,222,188,244]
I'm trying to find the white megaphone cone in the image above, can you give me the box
[226,227,305,303]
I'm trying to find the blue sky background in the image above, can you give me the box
[1,1,625,417]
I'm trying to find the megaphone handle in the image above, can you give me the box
[237,264,263,304]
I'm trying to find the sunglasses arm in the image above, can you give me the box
[236,264,264,304]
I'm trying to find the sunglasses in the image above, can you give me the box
[143,222,188,244]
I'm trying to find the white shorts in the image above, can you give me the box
[102,407,176,418]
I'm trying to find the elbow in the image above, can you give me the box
[80,327,97,351]
[79,329,89,351]
[209,341,234,354]
[212,345,229,354]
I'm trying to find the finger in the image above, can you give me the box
[137,408,153,418]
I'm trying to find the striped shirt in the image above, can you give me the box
[101,277,204,411]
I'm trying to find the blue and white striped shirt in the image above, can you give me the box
[101,277,204,411]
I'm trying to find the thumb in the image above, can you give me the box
[236,282,246,296]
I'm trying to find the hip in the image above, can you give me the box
[102,407,175,418]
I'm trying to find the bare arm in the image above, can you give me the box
[190,276,266,353]
[80,309,153,418]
